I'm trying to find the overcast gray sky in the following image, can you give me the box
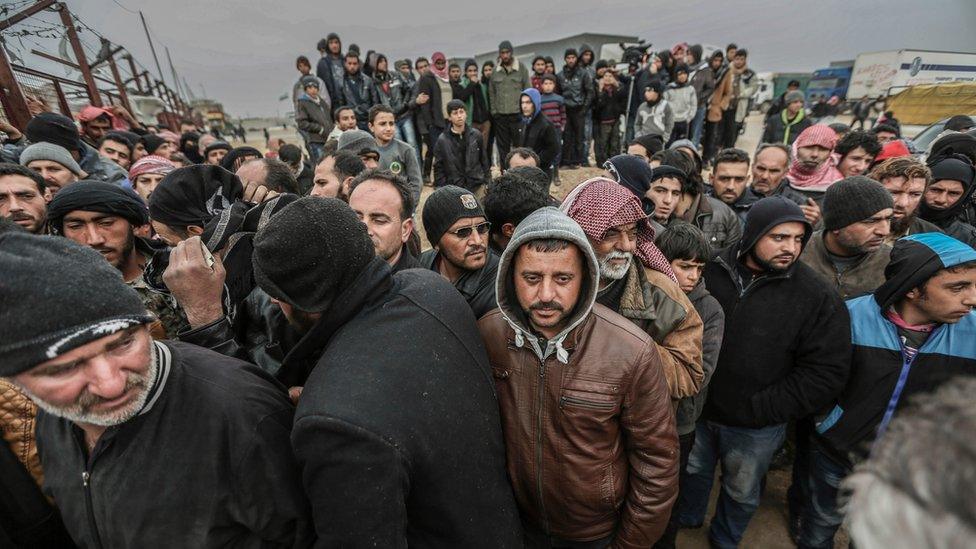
[23,0,976,117]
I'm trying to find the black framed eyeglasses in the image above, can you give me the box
[448,221,491,239]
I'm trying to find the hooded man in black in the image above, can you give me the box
[677,197,851,548]
[316,33,345,104]
[251,197,522,547]
[515,88,560,173]
[919,153,976,247]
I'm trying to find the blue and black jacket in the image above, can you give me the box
[818,233,976,465]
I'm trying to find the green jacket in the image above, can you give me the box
[489,58,529,116]
[799,231,892,300]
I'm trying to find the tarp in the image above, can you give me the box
[888,83,976,125]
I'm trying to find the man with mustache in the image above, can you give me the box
[420,185,498,318]
[798,232,976,549]
[562,178,704,402]
[709,147,761,227]
[677,197,851,548]
[0,163,47,234]
[46,182,190,340]
[870,157,940,242]
[18,142,86,199]
[0,233,312,547]
[478,206,678,547]
[800,176,894,299]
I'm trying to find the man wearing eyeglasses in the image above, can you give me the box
[708,148,761,228]
[420,185,499,319]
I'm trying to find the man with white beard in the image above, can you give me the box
[0,233,312,547]
[562,177,705,400]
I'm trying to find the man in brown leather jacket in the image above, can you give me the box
[478,206,679,548]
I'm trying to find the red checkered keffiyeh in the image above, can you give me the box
[128,154,176,181]
[562,177,678,283]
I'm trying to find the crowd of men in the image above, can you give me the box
[2,31,976,549]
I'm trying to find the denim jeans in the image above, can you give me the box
[691,106,707,147]
[395,117,421,165]
[678,421,787,549]
[797,440,849,549]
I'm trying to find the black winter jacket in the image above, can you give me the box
[419,249,500,319]
[704,246,852,427]
[340,72,380,126]
[433,125,489,190]
[557,65,594,109]
[284,258,522,547]
[37,340,312,548]
[515,114,560,171]
[295,95,334,144]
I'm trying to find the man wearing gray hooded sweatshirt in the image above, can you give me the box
[478,207,679,548]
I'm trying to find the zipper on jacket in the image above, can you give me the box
[75,432,107,549]
[560,395,615,410]
[536,355,549,534]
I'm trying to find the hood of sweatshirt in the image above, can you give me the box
[520,87,542,123]
[874,232,976,311]
[495,207,600,364]
[737,196,812,257]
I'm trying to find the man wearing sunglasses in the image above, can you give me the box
[420,185,499,318]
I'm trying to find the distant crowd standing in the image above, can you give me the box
[2,30,976,549]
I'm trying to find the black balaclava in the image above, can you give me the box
[920,154,976,225]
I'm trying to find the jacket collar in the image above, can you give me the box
[276,257,394,386]
[618,262,656,320]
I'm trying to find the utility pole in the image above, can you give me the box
[139,11,166,88]
[164,46,184,102]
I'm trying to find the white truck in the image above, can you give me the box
[848,49,976,99]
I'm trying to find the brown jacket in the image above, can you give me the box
[616,264,705,399]
[0,379,43,487]
[799,231,892,299]
[707,67,734,122]
[478,206,678,548]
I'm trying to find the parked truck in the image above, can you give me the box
[848,49,976,100]
[806,66,853,105]
[752,72,812,112]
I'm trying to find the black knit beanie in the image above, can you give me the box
[252,197,374,313]
[0,233,153,376]
[422,185,485,246]
[24,112,81,154]
[822,176,894,231]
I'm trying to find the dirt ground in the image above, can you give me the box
[238,113,853,548]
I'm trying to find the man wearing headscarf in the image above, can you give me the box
[799,233,976,549]
[412,52,451,181]
[128,154,176,202]
[786,124,844,200]
[920,154,976,247]
[562,177,705,402]
[46,181,189,339]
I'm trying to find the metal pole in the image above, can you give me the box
[106,50,131,113]
[125,55,143,93]
[139,11,166,87]
[0,44,31,129]
[0,0,56,32]
[56,2,101,106]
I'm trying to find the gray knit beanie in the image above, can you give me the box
[785,90,805,104]
[822,176,894,231]
[0,233,154,376]
[422,185,486,246]
[252,197,375,313]
[337,129,378,155]
[19,142,86,177]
